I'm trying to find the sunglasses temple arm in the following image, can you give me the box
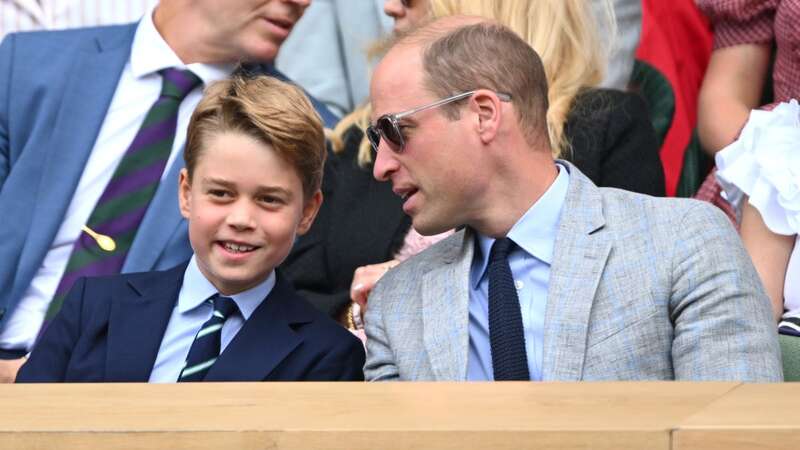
[394,91,476,120]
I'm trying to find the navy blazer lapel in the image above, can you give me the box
[19,26,136,292]
[542,162,611,381]
[105,263,186,382]
[205,274,312,381]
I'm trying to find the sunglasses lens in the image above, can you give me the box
[366,126,381,152]
[378,117,404,151]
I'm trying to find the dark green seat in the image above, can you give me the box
[779,334,800,381]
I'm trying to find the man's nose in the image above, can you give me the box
[383,0,405,20]
[372,145,399,182]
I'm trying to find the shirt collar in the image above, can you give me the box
[129,5,235,85]
[471,163,570,289]
[179,255,276,321]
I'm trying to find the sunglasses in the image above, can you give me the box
[366,90,512,154]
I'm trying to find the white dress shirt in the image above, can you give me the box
[148,256,275,383]
[0,6,234,351]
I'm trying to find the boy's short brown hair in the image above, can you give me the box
[184,74,326,201]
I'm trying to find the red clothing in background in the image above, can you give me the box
[636,0,713,196]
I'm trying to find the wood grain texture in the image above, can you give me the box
[0,382,737,450]
[675,384,800,450]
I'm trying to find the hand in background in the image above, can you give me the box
[350,259,400,309]
[0,357,26,383]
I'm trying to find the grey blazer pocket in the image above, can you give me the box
[586,307,660,350]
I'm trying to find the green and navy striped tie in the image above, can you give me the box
[178,295,239,382]
[43,69,202,325]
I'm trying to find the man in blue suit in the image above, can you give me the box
[17,73,364,382]
[0,0,336,381]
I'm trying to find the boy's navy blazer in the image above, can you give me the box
[0,24,337,332]
[16,263,365,382]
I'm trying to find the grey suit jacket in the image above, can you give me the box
[364,163,782,382]
[275,0,391,117]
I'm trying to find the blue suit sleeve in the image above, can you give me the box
[0,33,14,187]
[16,278,87,382]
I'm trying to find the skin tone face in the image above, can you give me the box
[155,0,311,64]
[370,45,494,236]
[178,131,321,295]
[383,0,431,32]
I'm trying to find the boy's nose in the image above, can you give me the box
[226,201,257,230]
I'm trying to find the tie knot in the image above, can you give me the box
[490,237,514,262]
[158,68,202,100]
[211,295,239,320]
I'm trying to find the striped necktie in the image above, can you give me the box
[488,238,530,381]
[178,295,239,382]
[43,69,202,324]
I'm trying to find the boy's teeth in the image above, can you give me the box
[224,242,254,253]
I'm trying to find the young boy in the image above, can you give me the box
[16,75,365,382]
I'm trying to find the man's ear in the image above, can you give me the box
[297,190,323,235]
[469,90,503,144]
[178,168,192,220]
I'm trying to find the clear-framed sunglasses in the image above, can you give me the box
[366,90,512,154]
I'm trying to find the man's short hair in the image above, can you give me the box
[184,74,326,200]
[415,21,550,147]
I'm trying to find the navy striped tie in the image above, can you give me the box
[178,295,239,382]
[488,238,530,380]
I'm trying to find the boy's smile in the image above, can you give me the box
[178,131,320,296]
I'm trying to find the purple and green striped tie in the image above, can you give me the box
[43,68,202,323]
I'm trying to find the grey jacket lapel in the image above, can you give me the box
[542,162,611,381]
[422,230,473,381]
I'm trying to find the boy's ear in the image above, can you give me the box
[178,168,192,220]
[297,190,323,236]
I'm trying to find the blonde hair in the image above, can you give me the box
[185,73,326,200]
[330,0,614,165]
[430,0,612,157]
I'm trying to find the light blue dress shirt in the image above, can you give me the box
[148,256,275,383]
[467,164,569,381]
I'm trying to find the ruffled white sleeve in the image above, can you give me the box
[716,100,800,236]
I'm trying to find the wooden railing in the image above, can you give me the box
[0,382,794,449]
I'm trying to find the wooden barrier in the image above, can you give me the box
[674,383,800,450]
[0,382,794,450]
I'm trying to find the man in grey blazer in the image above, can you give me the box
[0,0,336,382]
[364,16,782,382]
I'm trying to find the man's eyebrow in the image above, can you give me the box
[396,115,419,126]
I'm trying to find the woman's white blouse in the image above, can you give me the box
[716,100,800,320]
